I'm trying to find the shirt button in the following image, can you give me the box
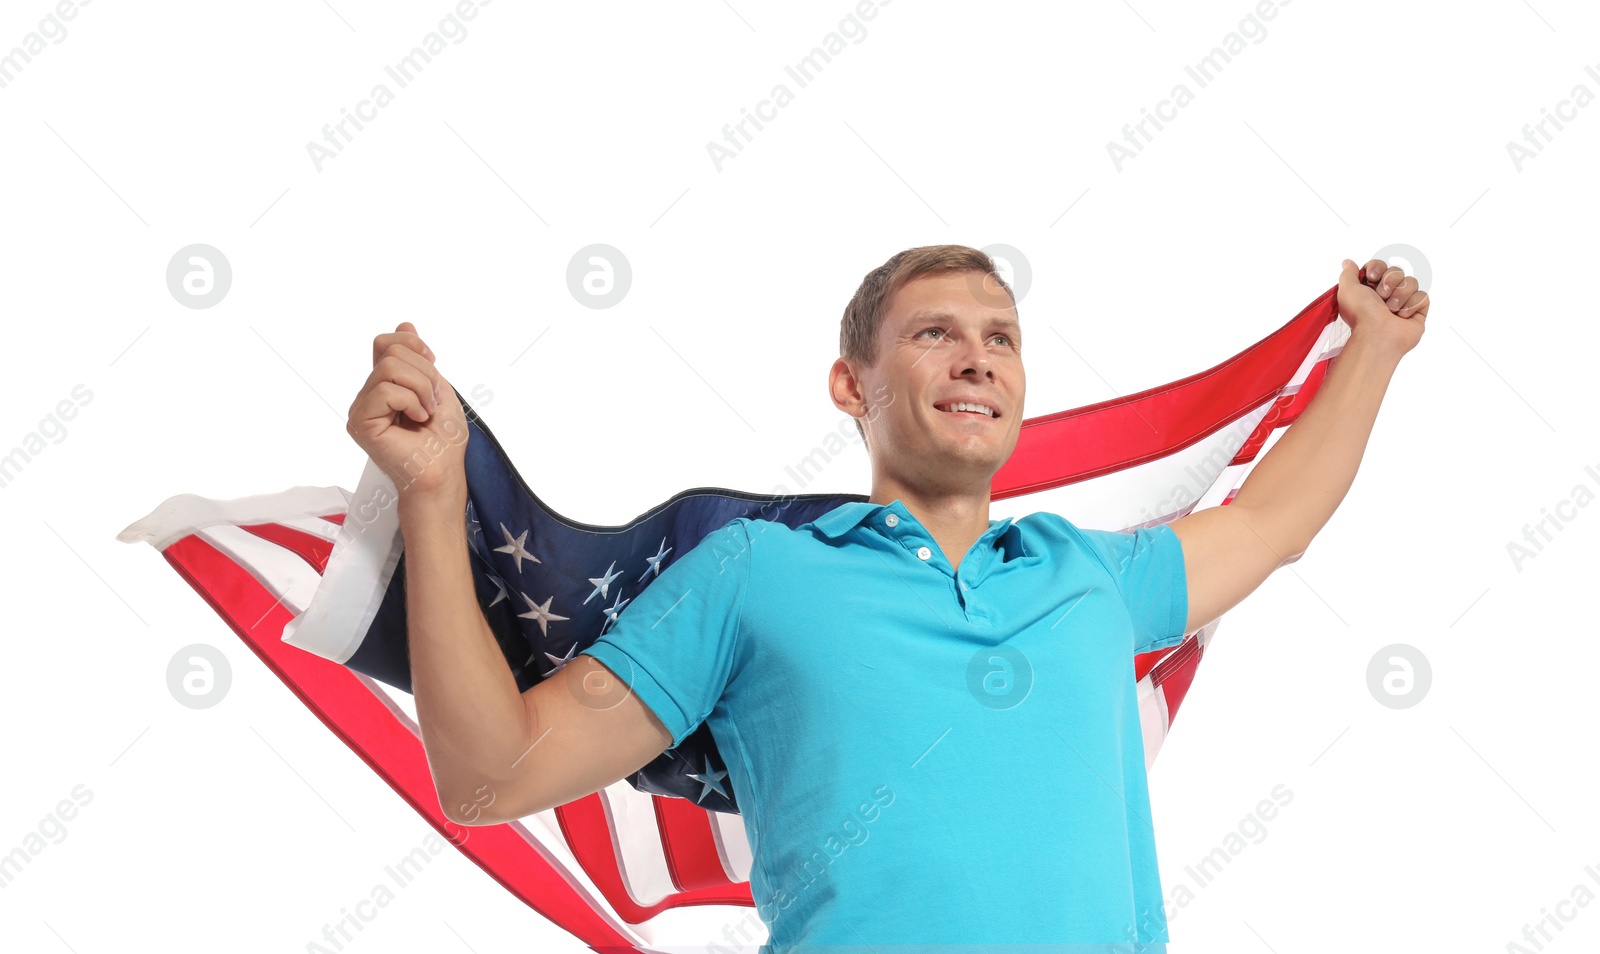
[916,545,931,560]
[885,513,899,528]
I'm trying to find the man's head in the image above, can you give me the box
[830,245,1024,493]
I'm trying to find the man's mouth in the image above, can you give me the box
[934,402,999,419]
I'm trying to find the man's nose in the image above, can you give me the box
[957,340,992,376]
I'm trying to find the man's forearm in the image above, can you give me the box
[1231,330,1405,554]
[399,492,533,813]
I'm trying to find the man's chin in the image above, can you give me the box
[931,436,1009,472]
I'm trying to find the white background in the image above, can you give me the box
[3,0,1597,951]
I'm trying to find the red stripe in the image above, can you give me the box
[1226,352,1335,467]
[554,794,753,922]
[159,534,646,951]
[238,522,335,573]
[991,285,1338,499]
[1154,639,1204,725]
[655,793,740,892]
[1132,634,1204,718]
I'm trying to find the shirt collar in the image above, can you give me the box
[812,500,889,540]
[812,497,1019,548]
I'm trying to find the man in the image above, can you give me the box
[345,245,1428,951]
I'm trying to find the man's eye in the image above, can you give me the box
[917,327,944,340]
[991,334,1011,346]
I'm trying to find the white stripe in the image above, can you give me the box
[712,806,754,883]
[272,514,343,544]
[991,397,1276,532]
[192,525,321,619]
[353,674,662,949]
[362,679,703,945]
[634,903,767,952]
[282,460,403,663]
[1138,671,1171,772]
[603,777,679,905]
[994,320,1343,533]
[116,484,350,551]
[362,671,760,947]
[364,672,420,727]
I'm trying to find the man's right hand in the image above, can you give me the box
[346,321,468,502]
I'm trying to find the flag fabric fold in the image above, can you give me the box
[117,285,1345,951]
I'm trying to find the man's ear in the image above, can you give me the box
[829,357,867,420]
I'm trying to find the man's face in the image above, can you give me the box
[835,270,1025,490]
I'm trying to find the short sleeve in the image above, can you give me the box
[578,518,750,749]
[1074,522,1190,655]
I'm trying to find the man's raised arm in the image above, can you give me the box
[1168,258,1430,632]
[347,322,673,826]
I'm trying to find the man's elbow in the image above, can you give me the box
[1280,534,1312,565]
[439,782,527,827]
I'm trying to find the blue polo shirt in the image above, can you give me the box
[579,497,1189,952]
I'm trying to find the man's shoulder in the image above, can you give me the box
[738,513,824,548]
[715,508,868,563]
[1007,510,1127,572]
[675,514,808,561]
[1008,508,1084,543]
[662,514,836,591]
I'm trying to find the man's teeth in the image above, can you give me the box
[938,402,996,417]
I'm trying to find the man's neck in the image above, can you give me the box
[868,477,993,572]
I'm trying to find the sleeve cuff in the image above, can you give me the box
[1161,523,1189,638]
[578,643,693,750]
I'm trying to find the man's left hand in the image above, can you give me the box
[1337,257,1429,357]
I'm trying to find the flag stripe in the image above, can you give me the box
[554,791,753,922]
[240,521,336,572]
[157,531,642,952]
[656,793,742,892]
[992,286,1337,498]
[602,779,681,904]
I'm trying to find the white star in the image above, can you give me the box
[517,592,569,638]
[584,560,623,604]
[487,576,508,607]
[687,756,729,803]
[598,592,632,635]
[493,523,540,575]
[639,537,672,581]
[541,641,580,676]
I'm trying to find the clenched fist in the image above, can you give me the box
[346,321,469,504]
[1337,258,1429,358]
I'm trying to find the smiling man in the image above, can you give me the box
[359,244,1427,953]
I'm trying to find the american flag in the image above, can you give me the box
[117,283,1345,952]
